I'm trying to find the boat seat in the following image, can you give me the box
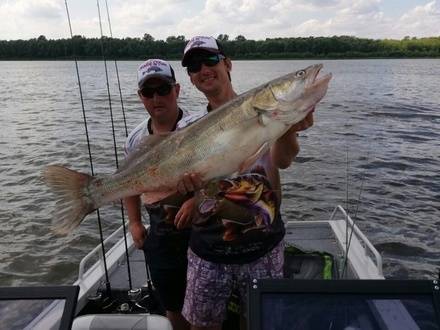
[71,313,172,330]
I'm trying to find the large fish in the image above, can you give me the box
[43,64,332,234]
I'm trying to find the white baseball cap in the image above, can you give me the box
[182,36,225,66]
[137,59,176,88]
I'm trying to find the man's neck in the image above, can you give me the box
[207,87,237,111]
[150,108,180,134]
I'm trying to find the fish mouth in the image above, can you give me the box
[307,64,332,88]
[299,64,332,114]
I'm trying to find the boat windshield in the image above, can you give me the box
[248,279,440,330]
[0,286,79,330]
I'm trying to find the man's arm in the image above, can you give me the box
[271,112,314,169]
[123,195,145,249]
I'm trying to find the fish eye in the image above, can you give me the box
[295,70,306,78]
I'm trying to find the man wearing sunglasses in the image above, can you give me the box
[124,59,205,330]
[178,36,314,330]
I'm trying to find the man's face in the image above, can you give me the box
[138,77,180,121]
[186,51,232,96]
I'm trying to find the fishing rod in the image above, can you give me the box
[63,0,112,298]
[101,2,156,311]
[103,0,128,137]
[96,0,133,291]
[341,140,372,278]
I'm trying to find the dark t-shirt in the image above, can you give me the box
[189,151,286,264]
[143,202,191,269]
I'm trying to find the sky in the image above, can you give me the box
[0,0,439,41]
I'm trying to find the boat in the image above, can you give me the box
[0,205,405,330]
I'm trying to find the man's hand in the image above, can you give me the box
[174,197,196,230]
[177,172,204,195]
[272,110,315,169]
[287,110,314,134]
[130,221,146,249]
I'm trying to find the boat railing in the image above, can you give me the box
[330,205,383,277]
[78,223,129,281]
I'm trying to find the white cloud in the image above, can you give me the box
[0,0,438,40]
[0,0,64,39]
[109,0,194,39]
[290,0,439,39]
[394,1,440,38]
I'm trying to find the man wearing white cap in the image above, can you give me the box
[124,58,204,330]
[178,37,314,330]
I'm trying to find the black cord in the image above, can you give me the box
[64,0,112,297]
[96,0,133,291]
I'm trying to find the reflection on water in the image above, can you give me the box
[0,59,439,286]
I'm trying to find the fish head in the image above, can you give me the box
[253,64,332,126]
[272,64,331,102]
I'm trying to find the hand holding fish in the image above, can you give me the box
[177,173,204,195]
[174,197,196,229]
[272,111,314,169]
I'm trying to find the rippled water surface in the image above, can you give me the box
[0,59,439,286]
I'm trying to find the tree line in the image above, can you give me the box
[1,34,439,60]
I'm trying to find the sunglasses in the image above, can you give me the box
[140,83,174,98]
[187,54,225,74]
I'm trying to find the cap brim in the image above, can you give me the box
[138,74,174,88]
[181,47,221,66]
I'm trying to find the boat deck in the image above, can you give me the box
[109,220,358,291]
[109,248,148,289]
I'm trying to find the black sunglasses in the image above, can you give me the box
[140,83,174,98]
[187,54,225,74]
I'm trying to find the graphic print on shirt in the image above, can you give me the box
[194,152,279,242]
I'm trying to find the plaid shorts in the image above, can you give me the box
[182,241,284,327]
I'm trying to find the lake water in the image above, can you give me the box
[0,59,439,287]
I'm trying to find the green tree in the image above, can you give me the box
[217,34,229,42]
[235,35,246,42]
[143,33,155,42]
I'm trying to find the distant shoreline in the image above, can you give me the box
[1,56,439,61]
[2,35,439,61]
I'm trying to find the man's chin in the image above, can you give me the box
[199,81,218,93]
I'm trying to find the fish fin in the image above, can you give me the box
[238,142,270,173]
[141,190,177,205]
[42,165,96,235]
[118,133,171,173]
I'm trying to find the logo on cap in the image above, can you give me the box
[138,59,175,87]
[191,40,206,47]
[146,66,163,73]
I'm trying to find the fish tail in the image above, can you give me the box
[42,165,96,235]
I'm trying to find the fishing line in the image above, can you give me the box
[345,144,349,265]
[64,0,112,297]
[341,120,374,277]
[96,0,133,291]
[341,146,372,278]
[103,0,128,137]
